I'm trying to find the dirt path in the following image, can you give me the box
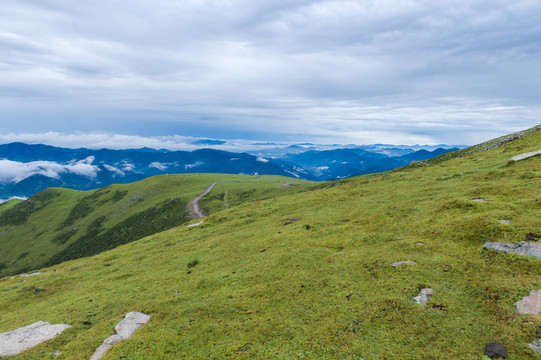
[188,181,220,219]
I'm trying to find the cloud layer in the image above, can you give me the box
[0,158,99,184]
[0,1,540,144]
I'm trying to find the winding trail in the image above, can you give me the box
[187,178,312,220]
[188,181,220,219]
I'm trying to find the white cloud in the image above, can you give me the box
[184,161,204,169]
[0,159,100,184]
[119,160,136,172]
[103,164,125,177]
[256,157,269,163]
[149,162,168,171]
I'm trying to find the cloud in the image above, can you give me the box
[185,161,204,170]
[0,159,100,184]
[148,162,168,171]
[103,164,125,177]
[0,1,540,144]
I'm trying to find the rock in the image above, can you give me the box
[510,149,541,162]
[498,220,511,225]
[473,198,488,202]
[186,221,204,228]
[392,261,417,268]
[529,339,541,354]
[483,242,541,260]
[0,321,72,356]
[516,290,541,314]
[413,288,433,305]
[90,312,151,360]
[20,272,44,277]
[484,342,507,358]
[53,350,61,356]
[284,218,301,225]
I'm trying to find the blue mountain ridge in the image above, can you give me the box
[0,142,457,199]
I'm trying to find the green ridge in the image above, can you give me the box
[0,174,314,278]
[0,126,540,359]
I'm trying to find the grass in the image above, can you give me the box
[0,126,540,359]
[0,174,314,278]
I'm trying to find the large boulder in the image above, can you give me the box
[0,321,71,356]
[90,312,151,360]
[483,242,541,260]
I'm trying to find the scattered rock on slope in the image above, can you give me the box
[484,342,507,358]
[530,339,541,354]
[284,218,301,225]
[413,288,433,305]
[509,149,541,162]
[0,321,72,356]
[483,242,541,260]
[392,261,417,268]
[516,290,541,314]
[90,312,151,360]
[20,272,44,277]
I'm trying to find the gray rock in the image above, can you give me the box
[0,321,72,356]
[20,272,44,277]
[510,149,541,162]
[413,288,433,305]
[472,198,488,202]
[186,220,203,228]
[392,261,417,268]
[284,218,301,225]
[484,342,507,358]
[90,312,151,360]
[516,290,541,314]
[498,220,511,225]
[529,339,541,354]
[483,242,541,260]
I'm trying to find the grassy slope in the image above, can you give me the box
[0,128,540,359]
[0,174,314,278]
[0,198,24,214]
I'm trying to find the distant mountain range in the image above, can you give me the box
[0,142,459,199]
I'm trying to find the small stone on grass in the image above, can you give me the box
[413,288,433,305]
[392,261,417,268]
[484,342,507,358]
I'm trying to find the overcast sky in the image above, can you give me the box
[1,0,540,147]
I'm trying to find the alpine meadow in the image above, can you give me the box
[0,125,540,359]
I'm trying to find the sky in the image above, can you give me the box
[1,0,540,148]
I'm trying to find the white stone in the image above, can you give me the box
[510,149,541,162]
[186,221,203,228]
[90,312,151,360]
[414,288,433,305]
[530,339,541,354]
[392,261,417,268]
[0,321,71,356]
[20,272,44,277]
[516,290,541,314]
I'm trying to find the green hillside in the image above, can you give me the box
[0,174,314,278]
[0,126,540,359]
